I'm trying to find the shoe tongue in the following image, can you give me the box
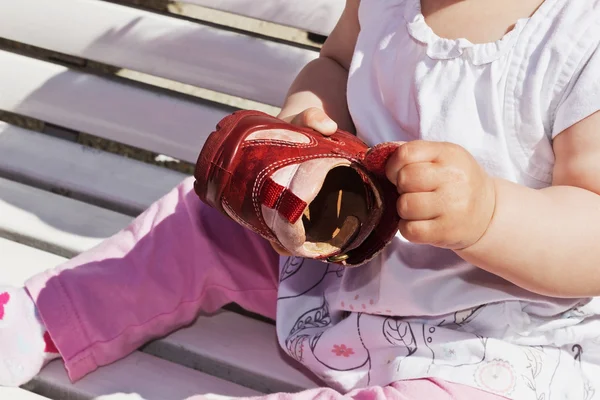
[261,158,377,259]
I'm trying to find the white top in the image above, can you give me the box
[276,0,600,399]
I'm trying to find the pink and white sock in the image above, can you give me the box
[0,286,60,387]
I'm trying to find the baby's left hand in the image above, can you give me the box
[385,140,496,250]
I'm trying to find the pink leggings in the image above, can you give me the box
[26,177,505,400]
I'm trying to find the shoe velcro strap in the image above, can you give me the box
[260,178,307,224]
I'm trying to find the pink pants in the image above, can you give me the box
[26,177,505,400]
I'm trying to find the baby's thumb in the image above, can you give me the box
[289,108,338,136]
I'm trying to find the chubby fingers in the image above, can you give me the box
[398,219,440,245]
[394,162,444,193]
[288,107,338,136]
[385,141,445,186]
[396,192,442,220]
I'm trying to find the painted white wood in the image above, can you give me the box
[32,352,260,400]
[0,0,317,107]
[0,123,185,214]
[0,177,128,257]
[0,175,317,392]
[0,51,229,164]
[184,0,344,36]
[145,311,319,393]
[0,237,66,286]
[0,388,50,400]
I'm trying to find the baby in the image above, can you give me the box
[2,0,600,399]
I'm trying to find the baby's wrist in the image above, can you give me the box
[454,177,499,259]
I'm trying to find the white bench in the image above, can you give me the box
[0,1,342,398]
[184,0,344,36]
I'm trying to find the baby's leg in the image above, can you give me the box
[1,176,279,385]
[193,378,508,400]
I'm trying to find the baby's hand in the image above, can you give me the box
[385,140,496,250]
[279,107,338,136]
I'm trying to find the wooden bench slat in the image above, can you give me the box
[145,311,319,393]
[0,177,126,257]
[184,0,344,36]
[0,388,51,400]
[32,352,261,400]
[0,51,228,163]
[1,0,317,107]
[0,122,185,214]
[1,238,262,399]
[0,237,66,284]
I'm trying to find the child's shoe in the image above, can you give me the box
[194,110,400,266]
[0,286,60,387]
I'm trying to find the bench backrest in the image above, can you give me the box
[186,0,344,35]
[1,0,343,164]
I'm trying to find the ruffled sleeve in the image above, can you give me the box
[553,44,600,137]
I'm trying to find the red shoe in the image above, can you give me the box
[194,110,400,266]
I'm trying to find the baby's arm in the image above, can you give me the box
[457,112,600,298]
[277,0,360,134]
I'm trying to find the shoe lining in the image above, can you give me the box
[302,166,369,251]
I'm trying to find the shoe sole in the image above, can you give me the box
[194,110,272,211]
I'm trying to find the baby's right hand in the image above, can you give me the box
[279,107,338,136]
[269,108,338,256]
